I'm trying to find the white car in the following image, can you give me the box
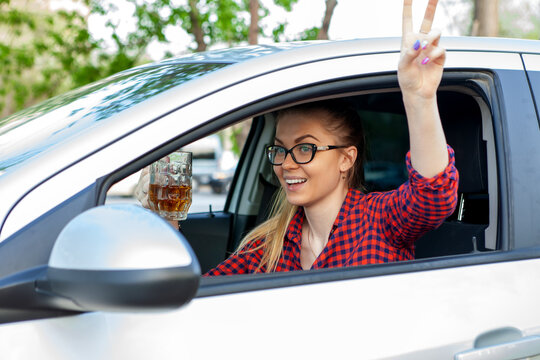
[0,37,540,359]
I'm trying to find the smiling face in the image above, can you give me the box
[273,108,357,210]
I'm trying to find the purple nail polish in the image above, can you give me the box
[421,57,430,65]
[413,40,421,51]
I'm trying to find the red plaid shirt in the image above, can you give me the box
[205,146,458,276]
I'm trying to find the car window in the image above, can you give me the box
[181,127,241,213]
[361,109,409,192]
[200,86,496,277]
[106,120,249,213]
[109,84,496,278]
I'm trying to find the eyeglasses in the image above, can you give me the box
[265,143,346,165]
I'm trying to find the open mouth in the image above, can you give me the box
[285,178,307,185]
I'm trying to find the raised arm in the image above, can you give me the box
[398,0,449,178]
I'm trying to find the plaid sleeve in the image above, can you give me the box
[203,238,265,276]
[377,145,459,247]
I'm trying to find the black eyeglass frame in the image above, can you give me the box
[265,143,347,165]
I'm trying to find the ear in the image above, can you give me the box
[339,146,358,172]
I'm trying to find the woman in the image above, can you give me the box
[139,0,459,275]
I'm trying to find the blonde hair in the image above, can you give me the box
[236,99,366,273]
[236,187,297,272]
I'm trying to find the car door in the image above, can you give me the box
[523,53,540,132]
[1,47,540,360]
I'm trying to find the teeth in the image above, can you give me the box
[285,179,306,184]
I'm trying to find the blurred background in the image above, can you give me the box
[1,0,538,120]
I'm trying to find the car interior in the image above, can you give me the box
[106,74,498,287]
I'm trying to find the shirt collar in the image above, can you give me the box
[285,188,363,244]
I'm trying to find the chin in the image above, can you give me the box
[284,192,307,207]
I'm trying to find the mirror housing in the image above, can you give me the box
[37,204,200,312]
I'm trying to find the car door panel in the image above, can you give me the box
[182,212,232,274]
[0,185,98,279]
[523,54,540,129]
[1,257,540,359]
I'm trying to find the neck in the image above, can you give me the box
[303,185,349,245]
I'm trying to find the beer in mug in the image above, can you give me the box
[149,151,192,221]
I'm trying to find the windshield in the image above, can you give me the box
[0,62,229,173]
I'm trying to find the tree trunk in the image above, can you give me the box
[188,0,207,52]
[317,0,337,40]
[248,0,259,45]
[471,0,498,37]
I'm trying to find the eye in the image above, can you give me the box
[275,146,286,154]
[298,144,312,153]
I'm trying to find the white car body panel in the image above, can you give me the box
[523,53,540,71]
[1,258,540,359]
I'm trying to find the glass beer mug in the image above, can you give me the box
[148,151,192,221]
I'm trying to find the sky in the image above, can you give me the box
[50,0,536,61]
[151,0,469,59]
[264,0,469,40]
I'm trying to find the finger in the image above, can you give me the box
[402,0,413,36]
[419,0,439,34]
[400,43,420,68]
[430,28,442,47]
[140,195,149,209]
[425,46,446,66]
[421,29,442,49]
[142,174,150,195]
[401,30,443,67]
[135,169,150,205]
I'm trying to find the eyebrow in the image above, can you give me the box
[274,134,321,144]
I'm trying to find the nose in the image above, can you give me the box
[281,152,298,170]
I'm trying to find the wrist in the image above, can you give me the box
[402,91,437,104]
[402,92,438,114]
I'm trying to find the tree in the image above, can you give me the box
[0,0,104,117]
[317,0,337,40]
[248,0,259,44]
[296,0,338,41]
[471,0,498,36]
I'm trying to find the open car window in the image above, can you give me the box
[195,78,497,289]
[105,125,249,213]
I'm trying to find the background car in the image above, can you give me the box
[182,134,238,194]
[0,37,540,359]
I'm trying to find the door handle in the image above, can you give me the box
[455,335,540,360]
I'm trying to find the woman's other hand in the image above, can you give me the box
[398,0,445,100]
[134,166,151,209]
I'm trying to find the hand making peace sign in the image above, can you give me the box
[398,0,445,99]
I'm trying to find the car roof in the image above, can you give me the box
[148,36,540,66]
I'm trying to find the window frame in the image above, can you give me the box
[193,70,527,296]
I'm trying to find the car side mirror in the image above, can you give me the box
[38,204,200,312]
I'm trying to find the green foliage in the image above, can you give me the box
[0,0,319,118]
[123,0,303,51]
[273,0,298,12]
[0,2,107,116]
[272,22,287,42]
[299,26,320,41]
[499,2,540,40]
